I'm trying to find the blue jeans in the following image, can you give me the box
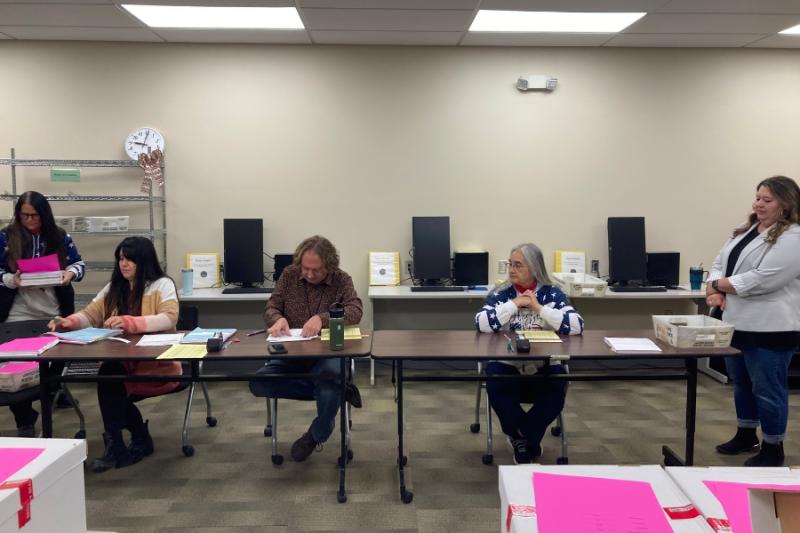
[485,362,567,448]
[725,341,794,443]
[249,358,341,444]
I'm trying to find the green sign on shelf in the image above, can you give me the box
[50,168,81,182]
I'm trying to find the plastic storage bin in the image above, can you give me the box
[652,315,734,348]
[552,272,608,297]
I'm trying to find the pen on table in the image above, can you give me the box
[504,334,515,354]
[247,329,267,337]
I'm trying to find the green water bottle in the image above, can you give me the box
[329,303,345,351]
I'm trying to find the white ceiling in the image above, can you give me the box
[1,0,800,47]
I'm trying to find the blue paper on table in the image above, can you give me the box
[180,328,237,344]
[45,327,123,344]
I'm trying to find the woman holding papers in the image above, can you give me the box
[0,191,85,437]
[707,176,800,467]
[51,236,180,473]
[474,243,584,464]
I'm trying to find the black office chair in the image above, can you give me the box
[0,319,86,438]
[471,361,569,465]
[263,360,355,466]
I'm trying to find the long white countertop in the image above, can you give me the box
[178,287,272,302]
[368,285,706,300]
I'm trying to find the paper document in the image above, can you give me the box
[369,252,400,286]
[533,472,673,533]
[137,334,185,346]
[554,250,585,274]
[320,327,362,341]
[16,253,60,273]
[0,448,45,483]
[604,337,662,353]
[157,344,207,359]
[180,328,236,344]
[704,480,800,533]
[267,328,317,342]
[517,330,562,343]
[0,337,59,357]
[45,327,124,344]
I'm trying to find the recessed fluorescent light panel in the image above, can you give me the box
[469,10,646,33]
[779,23,800,34]
[121,4,305,29]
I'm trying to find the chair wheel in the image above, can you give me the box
[482,454,493,465]
[337,492,347,503]
[398,455,407,467]
[557,457,569,465]
[182,445,194,457]
[74,430,86,439]
[206,416,217,427]
[401,490,414,504]
[470,423,480,433]
[264,427,272,437]
[271,454,284,465]
[551,427,562,437]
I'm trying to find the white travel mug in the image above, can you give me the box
[181,268,193,296]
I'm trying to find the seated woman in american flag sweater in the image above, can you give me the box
[474,242,583,464]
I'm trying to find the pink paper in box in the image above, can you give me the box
[16,253,60,273]
[0,448,44,483]
[533,472,673,533]
[704,480,800,533]
[0,362,38,374]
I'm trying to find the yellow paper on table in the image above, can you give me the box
[518,330,563,343]
[320,327,362,341]
[157,344,208,359]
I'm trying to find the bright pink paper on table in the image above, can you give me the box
[16,254,59,273]
[0,337,57,355]
[533,472,673,533]
[704,480,800,533]
[0,362,38,374]
[0,448,44,482]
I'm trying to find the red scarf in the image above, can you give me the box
[514,281,537,294]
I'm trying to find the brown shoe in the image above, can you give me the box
[290,431,319,462]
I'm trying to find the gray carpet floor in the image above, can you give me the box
[1,362,799,532]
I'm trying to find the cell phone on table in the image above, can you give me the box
[268,343,288,355]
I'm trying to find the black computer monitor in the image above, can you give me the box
[412,216,451,283]
[273,253,293,282]
[454,251,489,287]
[223,219,263,288]
[607,217,647,285]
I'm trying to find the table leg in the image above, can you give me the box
[662,357,697,466]
[38,361,53,438]
[337,357,348,503]
[397,360,413,503]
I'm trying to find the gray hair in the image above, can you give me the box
[491,242,552,295]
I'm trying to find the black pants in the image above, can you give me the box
[8,361,66,429]
[97,361,146,435]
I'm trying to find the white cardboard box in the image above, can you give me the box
[0,438,87,533]
[75,216,129,232]
[552,272,608,297]
[0,362,39,393]
[653,315,734,348]
[499,465,712,533]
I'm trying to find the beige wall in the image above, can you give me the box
[1,42,799,324]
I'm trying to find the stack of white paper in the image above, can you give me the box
[20,271,63,287]
[604,337,662,353]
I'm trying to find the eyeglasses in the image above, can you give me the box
[20,213,40,220]
[507,260,527,271]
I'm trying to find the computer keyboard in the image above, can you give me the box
[608,286,667,293]
[222,287,273,294]
[410,286,465,292]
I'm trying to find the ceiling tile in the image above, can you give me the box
[657,0,800,15]
[606,33,765,47]
[462,31,611,46]
[0,4,140,26]
[300,0,478,8]
[480,0,666,11]
[625,13,800,33]
[746,34,800,47]
[311,29,462,44]
[0,26,162,41]
[157,28,311,43]
[302,8,475,31]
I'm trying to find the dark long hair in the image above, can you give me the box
[6,191,66,270]
[104,237,165,316]
[733,176,800,244]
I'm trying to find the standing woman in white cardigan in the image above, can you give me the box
[708,175,800,467]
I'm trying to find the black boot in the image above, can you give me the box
[744,441,785,467]
[716,427,759,455]
[128,420,154,459]
[91,431,140,473]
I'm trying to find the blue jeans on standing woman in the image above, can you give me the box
[725,339,795,444]
[486,361,567,452]
[249,358,340,444]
